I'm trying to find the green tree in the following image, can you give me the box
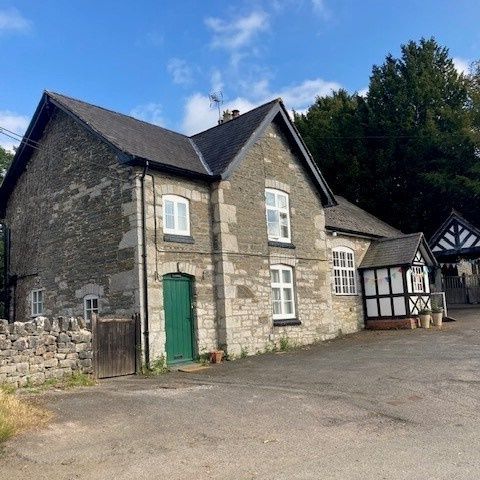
[0,146,13,318]
[296,38,480,236]
[295,90,369,204]
[0,145,13,183]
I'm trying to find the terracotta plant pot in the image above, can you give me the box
[432,312,443,327]
[210,350,224,364]
[419,314,431,329]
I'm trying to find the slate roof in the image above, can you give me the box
[49,93,285,177]
[191,99,279,176]
[1,91,338,213]
[48,92,210,175]
[324,196,401,238]
[359,233,433,268]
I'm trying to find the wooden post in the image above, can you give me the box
[134,313,142,374]
[91,313,99,379]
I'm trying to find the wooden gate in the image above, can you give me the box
[92,314,140,379]
[444,275,480,305]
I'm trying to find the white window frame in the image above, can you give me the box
[332,247,357,295]
[31,289,44,317]
[411,265,425,293]
[162,195,190,236]
[270,265,296,320]
[265,188,291,243]
[84,294,99,323]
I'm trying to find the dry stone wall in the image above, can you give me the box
[0,317,92,388]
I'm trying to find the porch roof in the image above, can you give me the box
[359,233,438,269]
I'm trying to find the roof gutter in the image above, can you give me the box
[325,226,387,240]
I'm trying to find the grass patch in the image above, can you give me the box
[22,373,96,394]
[143,356,169,376]
[0,385,51,445]
[64,372,96,388]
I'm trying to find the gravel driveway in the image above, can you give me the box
[2,308,480,479]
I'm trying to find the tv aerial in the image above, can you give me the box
[209,91,224,122]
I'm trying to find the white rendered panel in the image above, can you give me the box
[445,232,455,243]
[390,267,404,294]
[409,296,418,314]
[423,266,430,293]
[406,268,413,293]
[366,298,378,318]
[377,268,390,295]
[379,297,392,317]
[363,270,376,296]
[459,229,468,242]
[439,239,451,249]
[421,296,431,309]
[393,297,407,316]
[464,235,477,248]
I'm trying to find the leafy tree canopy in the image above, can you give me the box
[296,38,480,236]
[0,145,14,183]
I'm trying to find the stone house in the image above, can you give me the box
[0,92,437,366]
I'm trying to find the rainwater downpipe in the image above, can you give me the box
[140,160,150,368]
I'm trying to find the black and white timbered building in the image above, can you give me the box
[359,233,438,326]
[430,210,480,277]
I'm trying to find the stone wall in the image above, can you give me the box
[327,233,371,334]
[4,109,138,322]
[142,171,217,360]
[0,317,92,388]
[213,122,335,356]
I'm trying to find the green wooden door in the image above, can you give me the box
[163,274,194,365]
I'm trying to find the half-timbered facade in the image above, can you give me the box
[430,210,480,276]
[359,233,437,327]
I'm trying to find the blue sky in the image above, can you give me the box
[1,0,479,150]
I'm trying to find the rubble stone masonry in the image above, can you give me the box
[0,317,92,388]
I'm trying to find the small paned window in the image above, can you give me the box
[270,265,296,319]
[265,189,291,243]
[31,289,44,316]
[163,195,190,236]
[412,266,425,293]
[84,295,99,323]
[332,247,357,295]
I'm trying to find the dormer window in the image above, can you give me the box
[163,195,190,236]
[265,189,291,243]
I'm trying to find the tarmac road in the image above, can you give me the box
[2,308,480,479]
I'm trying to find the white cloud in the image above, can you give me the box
[357,87,368,97]
[453,57,470,75]
[130,103,165,126]
[273,78,340,108]
[181,93,258,135]
[205,11,269,51]
[311,0,330,18]
[210,69,224,93]
[167,58,193,86]
[0,111,29,151]
[0,8,31,34]
[181,77,341,135]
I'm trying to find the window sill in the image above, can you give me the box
[273,318,301,327]
[164,234,194,244]
[268,240,295,249]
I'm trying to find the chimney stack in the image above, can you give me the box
[218,109,240,124]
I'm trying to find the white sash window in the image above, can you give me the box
[270,265,296,319]
[163,195,190,236]
[265,189,291,243]
[332,247,357,295]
